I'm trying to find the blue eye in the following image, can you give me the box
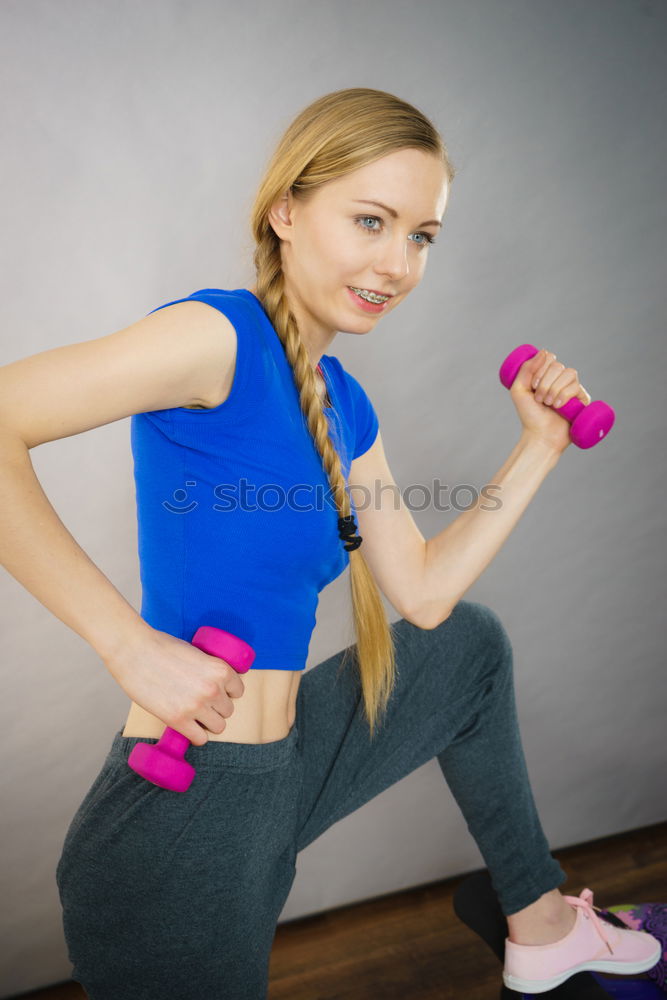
[356,215,381,232]
[354,215,436,246]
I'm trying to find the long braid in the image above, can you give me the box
[253,223,396,738]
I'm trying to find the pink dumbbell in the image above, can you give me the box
[127,626,255,792]
[499,343,615,449]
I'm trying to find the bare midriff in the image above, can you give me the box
[121,668,303,744]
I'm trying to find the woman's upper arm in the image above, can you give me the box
[348,428,428,626]
[0,300,236,449]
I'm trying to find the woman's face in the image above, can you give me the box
[268,147,450,351]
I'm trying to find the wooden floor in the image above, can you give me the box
[15,820,666,1000]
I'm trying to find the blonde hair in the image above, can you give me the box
[249,87,456,739]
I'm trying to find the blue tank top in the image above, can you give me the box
[130,288,379,670]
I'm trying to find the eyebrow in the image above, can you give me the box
[352,199,442,228]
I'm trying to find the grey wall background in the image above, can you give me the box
[1,0,665,994]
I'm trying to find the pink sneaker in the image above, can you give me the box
[503,887,662,994]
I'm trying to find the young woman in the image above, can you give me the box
[0,87,659,999]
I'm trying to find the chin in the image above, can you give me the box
[344,320,378,335]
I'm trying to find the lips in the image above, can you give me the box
[347,286,391,312]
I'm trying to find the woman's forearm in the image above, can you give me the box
[0,429,152,665]
[420,431,562,628]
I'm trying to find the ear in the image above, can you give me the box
[268,189,296,241]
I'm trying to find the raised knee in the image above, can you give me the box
[444,599,513,666]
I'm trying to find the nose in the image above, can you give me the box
[375,236,410,282]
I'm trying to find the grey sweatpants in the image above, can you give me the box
[55,600,567,999]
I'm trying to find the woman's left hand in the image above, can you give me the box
[510,348,592,455]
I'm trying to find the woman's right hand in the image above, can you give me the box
[105,626,246,746]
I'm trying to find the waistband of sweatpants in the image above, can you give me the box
[108,721,299,772]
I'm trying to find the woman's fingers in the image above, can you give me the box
[535,366,571,403]
[530,349,556,386]
[531,349,590,407]
[532,353,564,401]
